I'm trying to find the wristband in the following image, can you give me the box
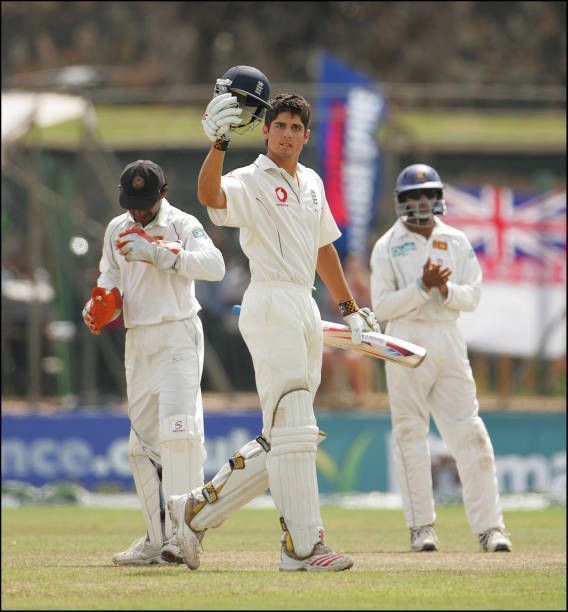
[213,137,229,151]
[416,277,430,295]
[338,299,359,317]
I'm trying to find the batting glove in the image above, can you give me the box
[202,92,242,148]
[116,227,181,270]
[343,307,379,345]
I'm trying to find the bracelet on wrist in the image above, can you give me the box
[417,278,429,293]
[213,137,229,151]
[338,299,359,317]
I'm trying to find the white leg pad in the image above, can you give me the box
[266,389,322,559]
[159,414,206,538]
[128,430,163,547]
[189,436,271,531]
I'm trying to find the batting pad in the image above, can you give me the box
[128,430,163,546]
[266,389,323,558]
[190,436,270,531]
[159,414,206,537]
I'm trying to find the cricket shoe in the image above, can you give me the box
[479,528,512,552]
[160,534,184,564]
[410,525,438,552]
[279,541,354,572]
[112,536,169,566]
[167,494,204,570]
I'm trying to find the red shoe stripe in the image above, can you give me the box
[309,554,342,567]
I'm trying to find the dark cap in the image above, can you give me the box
[119,160,167,209]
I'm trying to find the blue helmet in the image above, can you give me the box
[394,164,446,226]
[214,65,272,131]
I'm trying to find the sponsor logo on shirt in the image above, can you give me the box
[275,187,288,206]
[391,242,416,257]
[433,239,448,250]
[192,227,206,239]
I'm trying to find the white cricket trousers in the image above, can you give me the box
[385,318,504,534]
[124,316,205,465]
[238,281,323,437]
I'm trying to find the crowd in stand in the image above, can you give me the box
[2,2,565,89]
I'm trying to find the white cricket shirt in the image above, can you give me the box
[208,154,341,287]
[97,199,225,328]
[370,217,482,323]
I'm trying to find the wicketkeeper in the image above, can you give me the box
[82,159,225,565]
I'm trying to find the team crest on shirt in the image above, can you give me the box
[310,189,320,213]
[275,187,288,206]
[433,240,448,250]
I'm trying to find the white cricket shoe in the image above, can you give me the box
[479,528,512,552]
[160,534,184,564]
[167,494,204,570]
[410,525,438,552]
[279,541,354,572]
[112,536,167,566]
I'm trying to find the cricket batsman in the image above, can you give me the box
[167,66,379,572]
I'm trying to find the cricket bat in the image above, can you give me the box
[231,305,426,369]
[321,320,427,369]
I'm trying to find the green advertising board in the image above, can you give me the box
[315,412,566,496]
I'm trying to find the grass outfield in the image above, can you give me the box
[2,505,565,610]
[20,105,566,151]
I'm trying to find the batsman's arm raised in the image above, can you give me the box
[198,92,244,209]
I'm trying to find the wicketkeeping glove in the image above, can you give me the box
[116,227,182,270]
[343,307,380,345]
[82,287,122,335]
[202,92,243,149]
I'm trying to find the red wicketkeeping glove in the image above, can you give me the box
[82,287,123,335]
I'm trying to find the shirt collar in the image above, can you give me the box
[393,216,444,239]
[127,198,172,230]
[256,154,305,179]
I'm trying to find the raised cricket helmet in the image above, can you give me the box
[394,163,446,226]
[214,65,272,131]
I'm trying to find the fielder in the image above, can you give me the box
[82,159,225,565]
[369,163,512,553]
[168,66,378,572]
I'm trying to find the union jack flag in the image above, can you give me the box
[443,185,566,285]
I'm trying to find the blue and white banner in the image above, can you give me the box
[2,411,565,497]
[316,52,387,260]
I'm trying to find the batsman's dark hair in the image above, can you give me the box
[264,93,311,131]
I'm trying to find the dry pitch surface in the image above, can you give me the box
[2,505,565,610]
